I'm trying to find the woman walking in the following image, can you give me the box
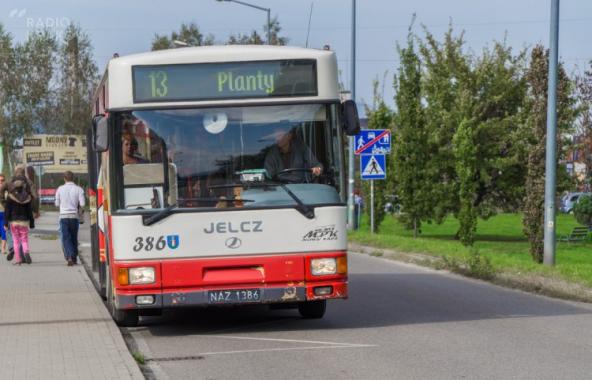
[3,166,35,265]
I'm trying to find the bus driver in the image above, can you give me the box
[264,126,322,183]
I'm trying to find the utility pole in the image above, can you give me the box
[543,0,560,266]
[347,0,356,230]
[216,0,271,45]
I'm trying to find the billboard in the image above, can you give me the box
[23,135,87,173]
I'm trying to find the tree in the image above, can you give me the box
[418,26,470,224]
[13,30,58,134]
[575,62,592,187]
[453,42,527,245]
[227,30,264,45]
[151,22,214,50]
[521,45,577,262]
[392,28,430,237]
[0,24,16,175]
[227,17,288,45]
[57,23,99,135]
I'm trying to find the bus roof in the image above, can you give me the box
[105,45,340,110]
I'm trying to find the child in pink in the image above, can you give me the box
[3,170,35,265]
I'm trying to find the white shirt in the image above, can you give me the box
[55,182,85,217]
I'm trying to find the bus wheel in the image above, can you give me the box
[298,300,326,319]
[106,267,139,327]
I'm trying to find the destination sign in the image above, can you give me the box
[132,59,317,103]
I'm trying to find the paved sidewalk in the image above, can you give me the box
[0,212,143,380]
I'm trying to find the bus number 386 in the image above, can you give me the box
[133,236,167,252]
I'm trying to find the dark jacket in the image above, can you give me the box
[4,176,35,229]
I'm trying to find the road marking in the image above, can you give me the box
[150,344,377,360]
[198,334,375,347]
[80,242,91,248]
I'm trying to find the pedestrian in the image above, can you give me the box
[55,171,85,266]
[0,173,7,255]
[3,165,35,265]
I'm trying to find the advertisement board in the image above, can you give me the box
[23,135,87,174]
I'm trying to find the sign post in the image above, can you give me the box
[356,129,391,233]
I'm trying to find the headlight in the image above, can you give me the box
[311,258,337,276]
[128,267,155,284]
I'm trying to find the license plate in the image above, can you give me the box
[208,289,262,304]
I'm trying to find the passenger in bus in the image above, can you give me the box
[264,126,322,183]
[122,132,148,165]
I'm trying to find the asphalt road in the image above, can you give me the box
[121,252,592,380]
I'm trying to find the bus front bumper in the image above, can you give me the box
[115,281,348,310]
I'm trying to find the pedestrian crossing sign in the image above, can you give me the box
[360,154,386,180]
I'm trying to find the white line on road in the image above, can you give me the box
[197,334,375,347]
[194,344,377,357]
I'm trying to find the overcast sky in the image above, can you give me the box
[2,0,592,113]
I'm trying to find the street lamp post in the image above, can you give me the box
[216,0,271,45]
[543,0,560,266]
[347,0,356,230]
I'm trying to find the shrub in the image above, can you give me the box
[574,194,592,227]
[442,248,495,280]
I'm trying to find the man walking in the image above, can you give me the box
[55,171,85,266]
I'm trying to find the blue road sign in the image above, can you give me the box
[355,129,391,155]
[361,154,386,180]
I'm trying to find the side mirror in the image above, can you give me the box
[341,100,360,136]
[92,114,109,152]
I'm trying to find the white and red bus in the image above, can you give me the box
[88,46,360,326]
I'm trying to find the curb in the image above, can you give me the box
[348,242,592,304]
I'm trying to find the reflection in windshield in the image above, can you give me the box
[117,104,343,210]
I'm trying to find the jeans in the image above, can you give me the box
[60,218,79,262]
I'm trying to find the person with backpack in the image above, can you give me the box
[3,165,35,265]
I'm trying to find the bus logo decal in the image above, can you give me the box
[167,235,180,249]
[225,237,242,249]
[302,225,338,242]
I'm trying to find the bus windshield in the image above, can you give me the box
[114,103,344,211]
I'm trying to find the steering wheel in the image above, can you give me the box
[274,168,313,184]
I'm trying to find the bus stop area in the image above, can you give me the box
[0,211,142,380]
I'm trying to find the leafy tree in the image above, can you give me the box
[573,194,592,226]
[13,30,58,134]
[575,62,592,186]
[151,22,214,50]
[227,17,288,45]
[0,24,16,175]
[227,30,264,45]
[521,45,577,262]
[418,26,469,223]
[57,24,98,135]
[453,42,527,245]
[392,28,430,237]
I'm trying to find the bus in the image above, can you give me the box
[88,45,360,326]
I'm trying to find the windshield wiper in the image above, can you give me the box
[142,197,255,226]
[143,203,178,226]
[209,182,315,220]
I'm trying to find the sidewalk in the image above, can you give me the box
[0,212,143,380]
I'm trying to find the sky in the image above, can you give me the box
[2,0,592,114]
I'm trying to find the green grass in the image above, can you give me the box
[350,213,592,287]
[132,351,146,365]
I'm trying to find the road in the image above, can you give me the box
[118,252,592,380]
